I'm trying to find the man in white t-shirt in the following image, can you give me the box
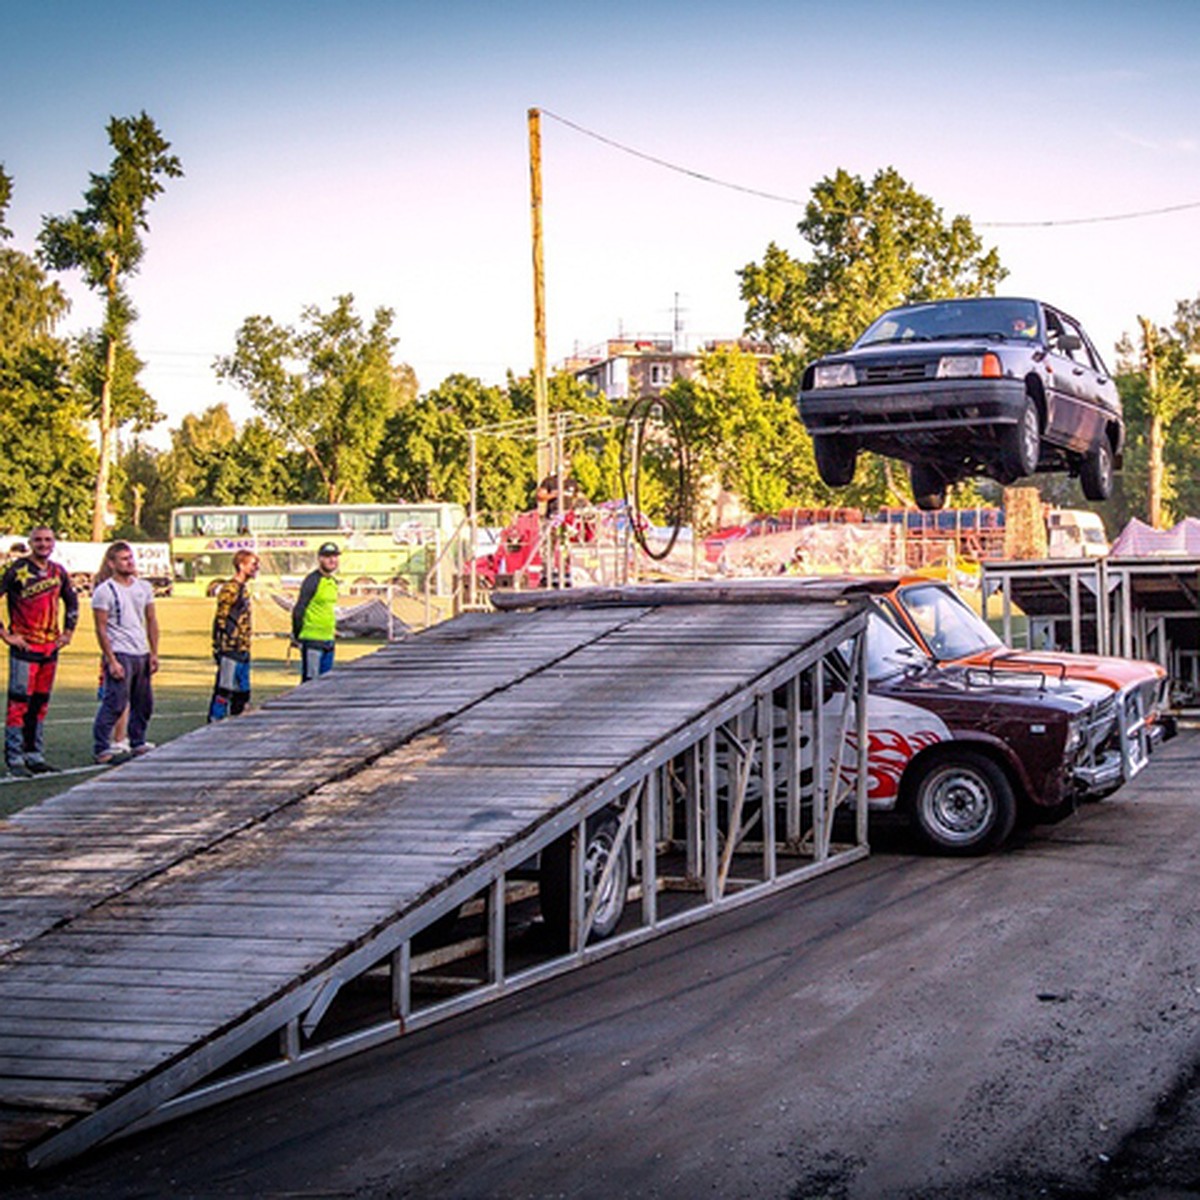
[91,541,159,764]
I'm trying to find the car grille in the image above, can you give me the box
[860,362,931,384]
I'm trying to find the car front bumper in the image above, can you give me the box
[799,377,1029,438]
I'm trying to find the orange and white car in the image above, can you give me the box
[856,575,1173,790]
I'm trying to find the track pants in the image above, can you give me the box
[299,640,335,683]
[208,654,251,721]
[6,645,58,768]
[93,653,154,758]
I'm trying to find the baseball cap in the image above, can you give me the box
[318,543,340,556]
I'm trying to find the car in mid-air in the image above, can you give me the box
[797,297,1124,510]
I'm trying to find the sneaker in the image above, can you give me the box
[94,751,115,765]
[25,760,61,775]
[110,739,131,755]
[6,760,32,778]
[130,742,156,757]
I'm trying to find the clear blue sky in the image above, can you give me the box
[3,0,1198,438]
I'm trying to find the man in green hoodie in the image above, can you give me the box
[292,542,340,682]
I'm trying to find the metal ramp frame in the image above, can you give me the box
[0,587,868,1172]
[983,555,1200,711]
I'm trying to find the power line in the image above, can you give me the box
[977,200,1200,228]
[537,107,1200,229]
[538,109,807,206]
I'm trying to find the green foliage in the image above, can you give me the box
[0,168,96,537]
[217,295,406,504]
[38,113,181,537]
[69,329,160,431]
[39,113,182,289]
[0,347,97,537]
[740,166,1007,368]
[156,404,302,513]
[1106,299,1200,526]
[733,166,1010,518]
[508,370,622,508]
[372,374,531,519]
[667,345,808,523]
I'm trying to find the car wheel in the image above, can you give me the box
[812,435,858,488]
[909,750,1017,855]
[1080,438,1114,501]
[1000,394,1040,479]
[539,809,629,951]
[910,463,947,512]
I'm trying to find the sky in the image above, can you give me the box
[3,0,1199,445]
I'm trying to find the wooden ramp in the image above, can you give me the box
[0,591,869,1171]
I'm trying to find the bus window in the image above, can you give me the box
[287,511,341,531]
[246,511,287,532]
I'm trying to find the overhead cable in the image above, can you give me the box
[537,108,1200,229]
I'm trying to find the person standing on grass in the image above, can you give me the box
[0,526,79,777]
[92,542,159,765]
[208,549,259,721]
[291,542,339,682]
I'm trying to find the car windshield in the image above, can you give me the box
[862,610,929,681]
[895,582,1004,660]
[855,299,1041,347]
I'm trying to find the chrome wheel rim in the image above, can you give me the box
[584,830,624,930]
[920,765,995,845]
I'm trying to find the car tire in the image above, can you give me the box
[1080,438,1114,501]
[910,463,947,512]
[909,750,1017,855]
[539,809,629,951]
[812,435,858,488]
[1000,394,1040,480]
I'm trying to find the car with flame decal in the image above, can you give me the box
[810,610,1122,854]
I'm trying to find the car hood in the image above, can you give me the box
[836,337,1024,362]
[879,662,1107,714]
[957,648,1165,690]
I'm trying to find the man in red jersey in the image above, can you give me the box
[1,527,79,777]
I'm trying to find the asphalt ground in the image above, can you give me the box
[7,730,1200,1200]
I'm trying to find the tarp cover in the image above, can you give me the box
[271,593,411,638]
[1110,517,1200,558]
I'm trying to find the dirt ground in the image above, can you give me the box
[9,731,1200,1200]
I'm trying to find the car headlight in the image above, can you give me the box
[1063,718,1083,756]
[936,352,1002,379]
[813,362,856,389]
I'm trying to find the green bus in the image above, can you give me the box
[169,503,468,597]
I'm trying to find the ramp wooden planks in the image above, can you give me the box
[0,597,860,1170]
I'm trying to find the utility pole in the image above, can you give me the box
[1139,315,1164,529]
[528,108,550,482]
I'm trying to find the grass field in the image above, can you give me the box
[0,594,386,818]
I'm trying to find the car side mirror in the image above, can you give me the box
[1056,332,1082,352]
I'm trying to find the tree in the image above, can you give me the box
[217,295,406,503]
[372,374,530,518]
[1111,300,1200,528]
[667,345,812,523]
[737,166,1006,511]
[508,369,619,509]
[39,113,181,539]
[156,404,301,516]
[741,167,1006,366]
[0,166,96,536]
